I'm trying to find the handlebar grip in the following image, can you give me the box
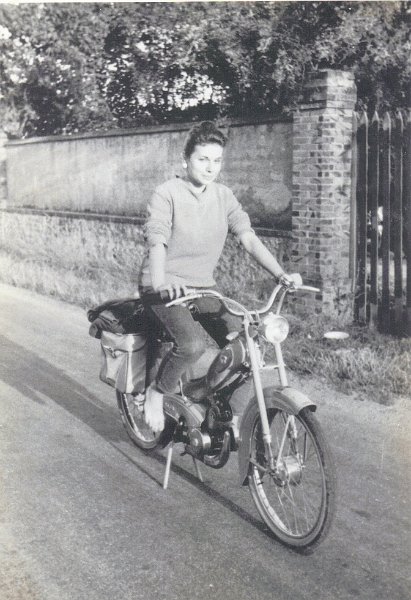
[142,290,172,305]
[143,287,200,305]
[296,285,321,293]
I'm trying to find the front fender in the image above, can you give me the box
[229,375,317,420]
[234,384,316,486]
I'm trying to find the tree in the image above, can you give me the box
[0,1,409,138]
[0,3,115,137]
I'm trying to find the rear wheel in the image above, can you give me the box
[248,407,336,550]
[117,391,162,450]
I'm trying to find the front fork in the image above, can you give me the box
[244,320,296,471]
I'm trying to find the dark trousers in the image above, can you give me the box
[142,292,241,394]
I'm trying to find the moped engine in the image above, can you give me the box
[186,399,233,468]
[188,428,211,454]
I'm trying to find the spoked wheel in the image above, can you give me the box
[116,391,163,450]
[248,407,336,550]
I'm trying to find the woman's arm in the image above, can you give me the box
[149,243,187,299]
[239,231,286,279]
[149,243,167,290]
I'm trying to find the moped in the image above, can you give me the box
[111,279,336,551]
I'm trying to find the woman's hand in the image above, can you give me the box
[279,272,303,288]
[153,282,189,301]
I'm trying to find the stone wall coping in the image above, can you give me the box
[297,101,357,111]
[0,206,292,238]
[5,115,292,147]
[305,69,355,83]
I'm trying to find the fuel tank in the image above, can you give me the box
[206,336,248,392]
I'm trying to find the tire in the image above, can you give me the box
[116,391,162,450]
[248,406,336,551]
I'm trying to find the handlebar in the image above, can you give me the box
[294,285,321,294]
[157,282,320,319]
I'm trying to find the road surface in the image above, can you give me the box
[0,283,409,600]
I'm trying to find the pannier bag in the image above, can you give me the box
[100,331,147,394]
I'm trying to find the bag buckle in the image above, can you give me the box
[104,345,119,358]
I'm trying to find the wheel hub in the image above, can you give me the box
[274,455,303,486]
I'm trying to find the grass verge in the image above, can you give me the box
[283,314,411,405]
[0,251,139,308]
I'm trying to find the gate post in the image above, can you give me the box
[292,69,357,319]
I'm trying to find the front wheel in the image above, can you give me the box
[248,407,336,551]
[117,391,162,450]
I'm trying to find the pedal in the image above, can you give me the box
[131,392,145,413]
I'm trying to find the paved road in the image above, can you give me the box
[0,283,409,600]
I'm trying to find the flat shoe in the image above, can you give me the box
[144,385,165,432]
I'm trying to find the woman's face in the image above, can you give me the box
[185,143,224,188]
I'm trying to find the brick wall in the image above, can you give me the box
[291,70,357,319]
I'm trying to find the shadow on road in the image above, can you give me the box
[122,442,271,536]
[0,333,123,443]
[0,333,274,541]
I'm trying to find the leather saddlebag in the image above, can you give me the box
[99,331,147,394]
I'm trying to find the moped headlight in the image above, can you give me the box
[262,313,289,344]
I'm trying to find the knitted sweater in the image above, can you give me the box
[139,176,253,288]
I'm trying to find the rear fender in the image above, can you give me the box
[235,384,316,486]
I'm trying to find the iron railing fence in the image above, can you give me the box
[352,108,411,336]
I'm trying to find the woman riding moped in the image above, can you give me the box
[139,121,297,432]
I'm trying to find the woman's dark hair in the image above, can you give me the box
[183,121,227,158]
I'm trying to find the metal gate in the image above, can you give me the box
[352,107,411,336]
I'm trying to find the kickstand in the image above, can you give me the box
[192,456,204,483]
[163,442,174,490]
[163,444,204,489]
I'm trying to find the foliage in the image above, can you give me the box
[0,3,115,136]
[0,1,410,137]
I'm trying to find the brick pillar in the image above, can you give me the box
[0,131,7,207]
[292,69,357,319]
